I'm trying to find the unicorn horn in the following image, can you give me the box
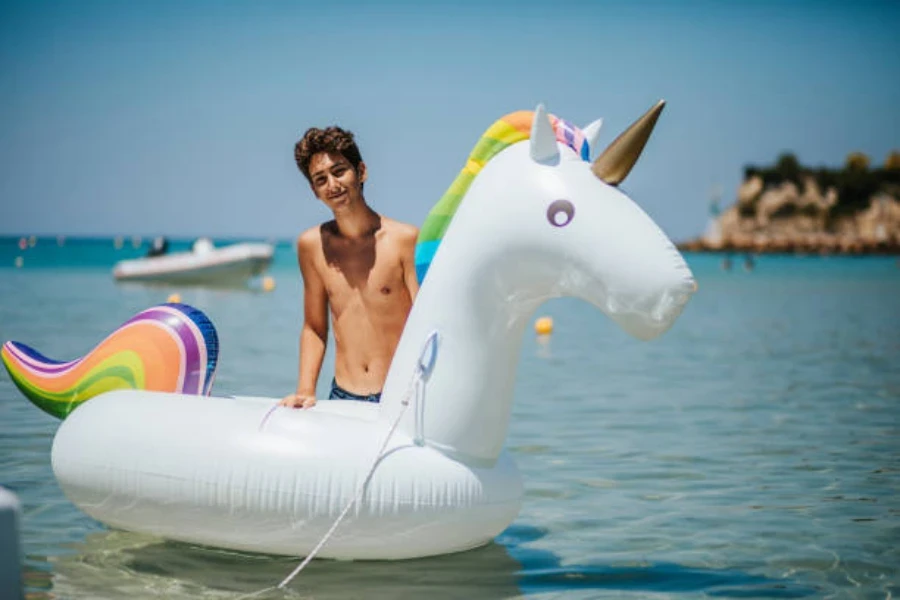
[530,104,559,164]
[592,100,665,185]
[581,118,603,160]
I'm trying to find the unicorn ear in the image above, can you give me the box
[530,104,559,164]
[581,118,603,160]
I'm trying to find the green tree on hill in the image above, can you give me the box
[743,151,899,218]
[845,152,870,172]
[885,151,900,170]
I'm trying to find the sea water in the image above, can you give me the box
[1,237,898,599]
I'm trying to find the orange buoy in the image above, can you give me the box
[534,316,553,336]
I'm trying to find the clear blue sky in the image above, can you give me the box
[1,0,898,242]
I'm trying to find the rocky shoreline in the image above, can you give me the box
[679,153,900,255]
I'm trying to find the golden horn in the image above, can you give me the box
[592,99,665,186]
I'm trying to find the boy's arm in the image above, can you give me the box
[401,225,420,302]
[281,231,328,408]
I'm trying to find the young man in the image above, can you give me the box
[280,126,419,409]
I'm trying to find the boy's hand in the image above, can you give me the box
[279,393,317,409]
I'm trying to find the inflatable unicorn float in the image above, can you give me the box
[2,102,695,561]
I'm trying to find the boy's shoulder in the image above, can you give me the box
[295,223,329,253]
[380,217,419,242]
[295,220,335,246]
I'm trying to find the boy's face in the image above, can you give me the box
[307,151,367,213]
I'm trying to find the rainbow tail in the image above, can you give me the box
[1,303,219,419]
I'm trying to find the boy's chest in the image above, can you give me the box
[320,248,405,306]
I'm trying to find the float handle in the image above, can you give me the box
[414,331,440,446]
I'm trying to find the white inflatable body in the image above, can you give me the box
[112,241,273,285]
[51,103,696,559]
[53,393,522,559]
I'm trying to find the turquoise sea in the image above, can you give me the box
[1,236,898,599]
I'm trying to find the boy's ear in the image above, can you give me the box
[357,161,368,184]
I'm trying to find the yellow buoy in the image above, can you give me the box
[167,293,182,303]
[534,316,553,336]
[261,276,276,292]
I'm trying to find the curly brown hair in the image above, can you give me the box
[294,126,364,184]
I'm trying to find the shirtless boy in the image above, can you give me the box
[280,126,419,409]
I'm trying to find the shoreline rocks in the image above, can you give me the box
[679,153,900,255]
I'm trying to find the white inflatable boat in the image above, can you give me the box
[112,238,274,285]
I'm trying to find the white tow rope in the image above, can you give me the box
[239,332,440,598]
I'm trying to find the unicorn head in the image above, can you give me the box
[382,102,696,464]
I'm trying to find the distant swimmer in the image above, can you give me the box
[721,255,732,271]
[743,254,755,272]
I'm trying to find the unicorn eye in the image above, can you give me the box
[546,199,575,228]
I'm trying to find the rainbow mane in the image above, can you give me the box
[414,111,591,283]
[1,303,218,419]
